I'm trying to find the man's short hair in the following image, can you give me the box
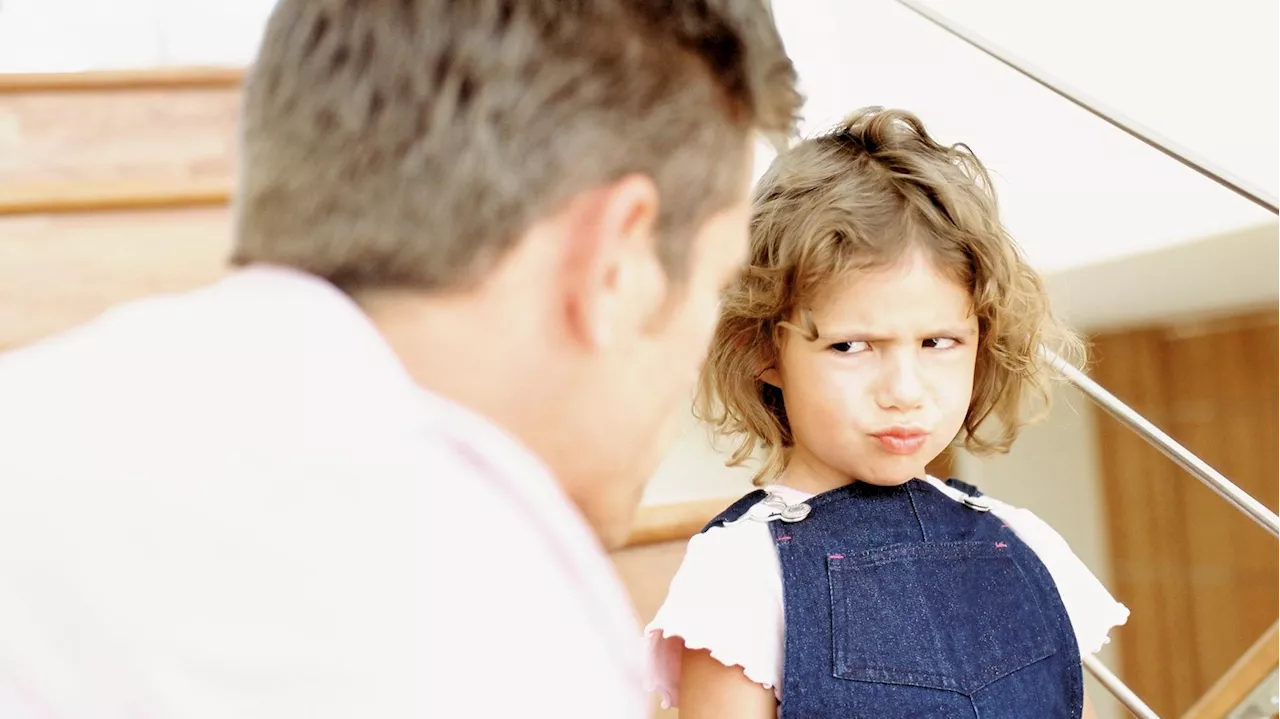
[231,0,801,290]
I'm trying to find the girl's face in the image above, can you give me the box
[763,249,979,489]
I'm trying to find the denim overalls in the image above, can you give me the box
[704,479,1083,718]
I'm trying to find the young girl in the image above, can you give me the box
[645,108,1129,718]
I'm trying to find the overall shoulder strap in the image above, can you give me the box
[699,490,769,533]
[943,477,984,498]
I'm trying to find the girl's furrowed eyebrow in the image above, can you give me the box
[817,325,978,340]
[818,332,892,344]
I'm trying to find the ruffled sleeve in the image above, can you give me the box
[643,520,785,708]
[996,503,1131,655]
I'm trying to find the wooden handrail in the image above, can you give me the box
[1182,621,1279,719]
[622,497,736,549]
[0,179,232,216]
[0,66,245,215]
[0,67,245,94]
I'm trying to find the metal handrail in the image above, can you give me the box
[1041,347,1280,539]
[1084,655,1161,719]
[892,0,1279,214]
[1044,346,1279,718]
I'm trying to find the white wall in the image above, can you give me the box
[643,409,758,506]
[0,0,275,72]
[767,0,1274,275]
[917,0,1279,204]
[1047,220,1278,334]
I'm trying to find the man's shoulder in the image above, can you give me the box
[0,268,396,425]
[0,276,234,379]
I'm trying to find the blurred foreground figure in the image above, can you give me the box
[0,1,799,716]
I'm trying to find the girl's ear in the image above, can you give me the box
[759,366,782,388]
[758,327,784,388]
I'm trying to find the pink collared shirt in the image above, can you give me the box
[0,266,647,719]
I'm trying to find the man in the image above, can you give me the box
[0,0,799,716]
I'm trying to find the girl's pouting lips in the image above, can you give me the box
[869,426,929,455]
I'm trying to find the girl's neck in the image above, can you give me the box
[777,445,930,496]
[776,448,857,495]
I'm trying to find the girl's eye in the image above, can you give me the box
[830,341,870,354]
[924,337,958,350]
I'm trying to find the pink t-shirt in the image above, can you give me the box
[0,267,647,719]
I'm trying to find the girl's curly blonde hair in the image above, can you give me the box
[697,107,1085,484]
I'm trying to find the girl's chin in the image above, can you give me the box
[854,474,917,488]
[849,461,928,487]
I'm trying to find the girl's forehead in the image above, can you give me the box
[807,254,975,332]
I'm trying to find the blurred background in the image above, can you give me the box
[0,1,1275,717]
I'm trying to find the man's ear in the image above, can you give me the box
[561,174,661,350]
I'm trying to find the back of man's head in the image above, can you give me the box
[231,0,801,290]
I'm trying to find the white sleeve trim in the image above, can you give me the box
[643,520,784,708]
[645,626,780,709]
[996,504,1131,654]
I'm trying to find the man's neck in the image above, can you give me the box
[355,286,555,438]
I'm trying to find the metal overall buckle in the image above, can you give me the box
[730,491,812,525]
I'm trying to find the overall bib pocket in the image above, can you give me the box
[828,540,1056,694]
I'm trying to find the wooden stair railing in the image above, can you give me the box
[0,67,243,93]
[0,67,245,350]
[0,67,242,216]
[1183,621,1279,719]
